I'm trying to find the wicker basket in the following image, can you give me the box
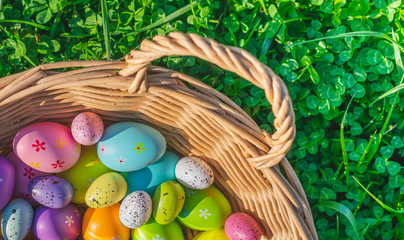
[0,32,317,240]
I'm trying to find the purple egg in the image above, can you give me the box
[29,176,73,208]
[33,204,81,240]
[71,112,104,146]
[0,156,15,211]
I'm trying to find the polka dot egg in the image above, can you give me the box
[71,112,104,146]
[225,213,263,240]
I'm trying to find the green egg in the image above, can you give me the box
[177,186,231,231]
[152,181,185,225]
[132,219,184,240]
[193,229,229,240]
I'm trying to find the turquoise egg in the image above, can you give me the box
[123,151,179,196]
[97,122,166,172]
[1,198,34,240]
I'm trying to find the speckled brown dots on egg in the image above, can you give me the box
[119,191,152,229]
[71,112,104,146]
[175,156,214,190]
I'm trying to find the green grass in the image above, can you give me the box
[1,0,404,239]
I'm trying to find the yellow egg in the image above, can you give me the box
[85,172,127,208]
[193,229,229,240]
[57,145,111,204]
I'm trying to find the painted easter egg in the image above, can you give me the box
[0,156,15,211]
[193,229,229,240]
[13,122,81,173]
[57,145,111,204]
[82,203,130,240]
[178,186,231,231]
[7,152,50,206]
[153,181,185,225]
[175,156,214,189]
[71,112,104,146]
[97,122,166,172]
[119,191,152,229]
[85,172,127,208]
[1,198,34,240]
[132,219,184,240]
[28,176,73,208]
[124,151,179,196]
[33,204,81,240]
[225,213,263,240]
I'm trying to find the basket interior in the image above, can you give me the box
[0,62,315,240]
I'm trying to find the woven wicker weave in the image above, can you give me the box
[0,32,317,240]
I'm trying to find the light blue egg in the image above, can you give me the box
[1,198,34,240]
[97,122,166,172]
[124,151,179,196]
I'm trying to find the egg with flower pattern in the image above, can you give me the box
[178,186,231,231]
[13,122,81,173]
[33,204,81,240]
[96,122,166,172]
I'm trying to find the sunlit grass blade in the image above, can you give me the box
[369,29,404,106]
[363,29,404,166]
[355,130,377,173]
[0,19,51,30]
[126,1,199,36]
[353,176,404,214]
[354,182,373,215]
[241,18,261,47]
[287,31,404,52]
[341,94,355,187]
[101,0,111,60]
[369,83,404,107]
[315,201,360,239]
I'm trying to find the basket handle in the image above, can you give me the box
[119,32,295,169]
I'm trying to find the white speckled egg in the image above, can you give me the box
[119,191,152,229]
[175,156,214,189]
[71,112,104,146]
[1,198,34,240]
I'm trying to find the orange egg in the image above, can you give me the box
[82,203,130,240]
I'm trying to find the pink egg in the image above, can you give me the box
[13,122,81,173]
[71,112,104,146]
[7,151,51,205]
[225,213,263,240]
